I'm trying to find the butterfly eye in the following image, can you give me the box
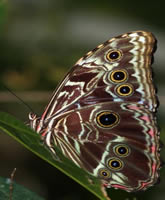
[108,158,123,170]
[96,111,119,128]
[106,50,122,62]
[110,69,128,83]
[114,145,130,157]
[98,169,111,179]
[116,84,133,96]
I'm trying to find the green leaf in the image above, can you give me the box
[0,176,44,200]
[0,112,111,200]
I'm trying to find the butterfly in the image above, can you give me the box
[29,31,160,192]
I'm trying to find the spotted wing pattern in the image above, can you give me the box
[29,31,160,192]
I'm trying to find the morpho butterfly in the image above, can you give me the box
[29,31,161,192]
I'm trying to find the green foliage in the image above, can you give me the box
[0,112,110,200]
[0,176,44,200]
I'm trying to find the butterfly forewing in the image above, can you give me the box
[29,31,160,192]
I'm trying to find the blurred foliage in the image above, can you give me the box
[0,176,44,200]
[0,0,164,91]
[0,0,165,200]
[0,0,7,29]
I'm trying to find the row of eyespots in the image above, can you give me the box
[98,145,130,179]
[106,49,134,97]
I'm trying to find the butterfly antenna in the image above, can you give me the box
[3,84,35,114]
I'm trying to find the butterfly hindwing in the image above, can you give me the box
[43,101,160,192]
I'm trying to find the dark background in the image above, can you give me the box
[0,0,165,200]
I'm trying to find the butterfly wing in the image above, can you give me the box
[42,101,160,192]
[29,31,160,192]
[39,30,157,124]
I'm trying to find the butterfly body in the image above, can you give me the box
[29,31,160,192]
